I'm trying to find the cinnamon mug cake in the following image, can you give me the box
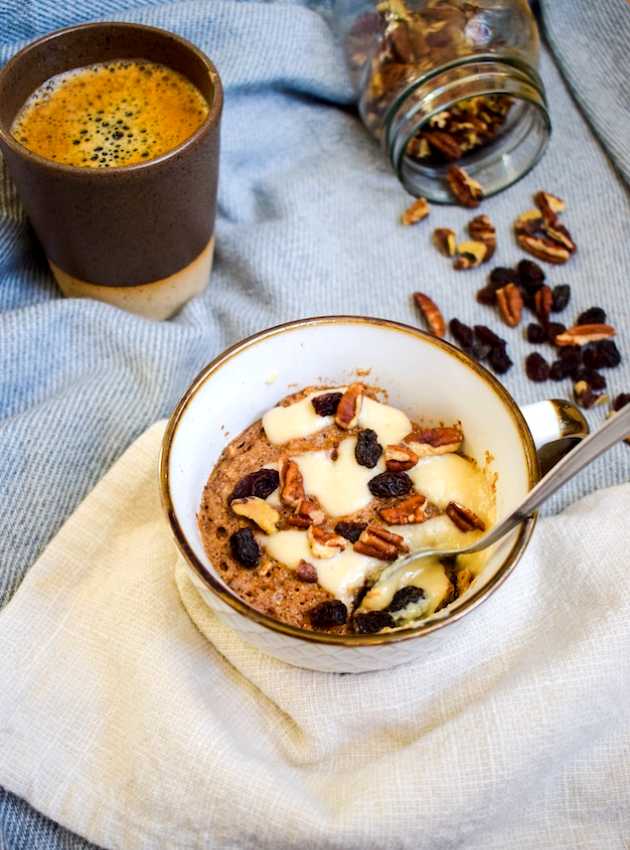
[161,317,588,673]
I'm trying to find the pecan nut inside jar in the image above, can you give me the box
[336,0,550,202]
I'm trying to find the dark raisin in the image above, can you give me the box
[577,306,607,325]
[526,323,547,344]
[355,428,383,468]
[476,286,498,306]
[612,393,630,411]
[546,322,566,345]
[230,468,280,502]
[449,318,474,349]
[368,471,413,498]
[525,352,550,382]
[334,521,367,543]
[229,528,260,569]
[387,585,426,613]
[574,368,606,390]
[489,266,518,286]
[310,600,348,630]
[551,284,571,312]
[296,561,318,583]
[549,360,568,381]
[517,259,545,292]
[353,610,395,634]
[471,342,492,361]
[488,346,513,374]
[557,349,582,379]
[595,339,621,368]
[474,324,505,349]
[582,345,602,370]
[559,344,582,362]
[312,391,343,416]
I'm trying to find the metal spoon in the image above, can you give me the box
[390,402,630,571]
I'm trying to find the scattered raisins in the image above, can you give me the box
[551,284,571,312]
[574,368,606,390]
[449,318,474,349]
[353,610,395,634]
[525,352,550,382]
[526,323,547,344]
[488,346,513,374]
[368,471,413,498]
[296,560,318,583]
[545,322,566,344]
[474,324,504,349]
[559,344,582,361]
[594,339,621,368]
[310,600,348,629]
[489,267,517,286]
[476,286,499,306]
[517,259,545,292]
[577,306,606,325]
[612,393,630,411]
[230,468,279,502]
[549,360,568,381]
[334,521,367,543]
[387,585,426,613]
[229,528,261,569]
[472,342,492,361]
[355,428,383,468]
[312,392,343,416]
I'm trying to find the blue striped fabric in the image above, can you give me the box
[0,1,628,847]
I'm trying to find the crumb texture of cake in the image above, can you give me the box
[197,383,496,635]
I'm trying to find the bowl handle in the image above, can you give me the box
[520,399,590,474]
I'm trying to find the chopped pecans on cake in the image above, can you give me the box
[198,384,495,635]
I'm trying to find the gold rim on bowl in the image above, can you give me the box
[159,315,539,647]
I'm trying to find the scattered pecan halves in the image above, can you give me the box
[454,240,487,270]
[468,214,496,261]
[516,233,571,265]
[554,323,616,346]
[335,383,364,430]
[384,443,419,472]
[413,291,446,337]
[445,501,486,532]
[354,524,409,560]
[401,197,431,226]
[279,458,305,507]
[307,524,348,559]
[378,494,439,525]
[446,165,483,208]
[534,190,565,225]
[286,497,326,529]
[534,284,553,323]
[432,227,457,257]
[496,283,523,328]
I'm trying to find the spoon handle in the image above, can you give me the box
[466,403,630,553]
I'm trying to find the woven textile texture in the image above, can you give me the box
[0,0,629,847]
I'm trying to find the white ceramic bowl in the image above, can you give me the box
[160,317,587,673]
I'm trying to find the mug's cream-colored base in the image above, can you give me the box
[50,237,214,320]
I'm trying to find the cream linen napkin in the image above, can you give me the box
[1,421,629,850]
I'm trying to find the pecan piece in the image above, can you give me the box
[446,165,483,208]
[554,324,616,346]
[405,425,463,457]
[445,501,486,532]
[534,284,553,323]
[307,524,348,559]
[413,291,446,337]
[468,214,496,260]
[543,221,576,254]
[384,443,419,472]
[456,567,474,595]
[534,190,565,224]
[231,496,280,535]
[354,524,409,560]
[573,380,608,410]
[286,497,326,529]
[496,283,523,328]
[454,240,487,270]
[401,197,430,226]
[335,382,364,430]
[378,494,438,525]
[279,458,305,507]
[423,130,461,161]
[516,233,571,264]
[514,209,544,235]
[432,227,457,257]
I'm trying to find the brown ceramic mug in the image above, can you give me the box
[0,22,223,320]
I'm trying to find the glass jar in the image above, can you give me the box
[337,0,551,202]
